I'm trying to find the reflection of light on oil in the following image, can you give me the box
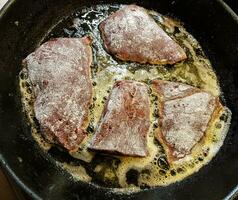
[19,4,231,192]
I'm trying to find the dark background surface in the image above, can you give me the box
[0,0,238,200]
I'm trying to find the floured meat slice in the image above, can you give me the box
[89,80,150,157]
[152,80,222,161]
[23,36,93,151]
[99,5,187,65]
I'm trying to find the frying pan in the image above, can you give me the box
[0,0,238,199]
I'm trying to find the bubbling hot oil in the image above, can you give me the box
[19,4,231,191]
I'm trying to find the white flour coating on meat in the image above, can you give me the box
[89,80,150,157]
[153,80,221,160]
[163,93,215,157]
[99,5,187,64]
[19,4,232,190]
[154,81,198,100]
[23,37,93,151]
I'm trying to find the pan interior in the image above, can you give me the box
[19,4,231,192]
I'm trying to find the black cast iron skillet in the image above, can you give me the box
[0,0,238,199]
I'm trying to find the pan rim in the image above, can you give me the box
[0,154,42,200]
[0,1,47,198]
[212,2,238,199]
[0,0,15,17]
